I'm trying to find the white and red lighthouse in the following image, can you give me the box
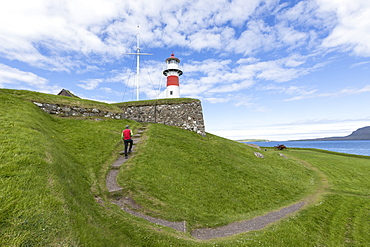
[163,53,183,98]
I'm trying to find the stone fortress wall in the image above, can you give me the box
[33,99,206,136]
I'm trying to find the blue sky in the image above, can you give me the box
[1,0,370,140]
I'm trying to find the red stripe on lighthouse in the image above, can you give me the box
[167,76,179,86]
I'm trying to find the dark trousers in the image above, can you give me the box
[124,139,133,156]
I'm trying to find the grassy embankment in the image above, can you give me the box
[118,124,316,230]
[246,148,370,246]
[2,89,370,246]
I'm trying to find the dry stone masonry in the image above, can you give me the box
[33,99,206,136]
[119,100,205,136]
[33,102,123,119]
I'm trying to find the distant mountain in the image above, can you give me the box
[299,126,370,141]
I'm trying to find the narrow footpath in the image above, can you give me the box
[105,131,327,240]
[106,127,146,192]
[105,126,187,232]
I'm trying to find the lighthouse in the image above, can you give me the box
[163,53,183,98]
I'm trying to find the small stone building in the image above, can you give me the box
[57,89,80,98]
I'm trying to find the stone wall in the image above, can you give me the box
[119,100,205,136]
[33,99,206,136]
[33,102,124,119]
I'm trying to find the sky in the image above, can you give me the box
[1,0,370,141]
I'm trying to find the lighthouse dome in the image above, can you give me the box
[163,53,183,76]
[165,54,180,63]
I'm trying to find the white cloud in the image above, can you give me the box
[276,23,308,48]
[283,84,370,101]
[336,85,370,95]
[204,97,230,104]
[0,0,125,70]
[317,0,370,56]
[204,93,255,108]
[237,57,260,64]
[211,0,262,26]
[0,63,48,86]
[208,81,254,93]
[1,0,369,72]
[77,78,103,90]
[228,20,276,55]
[188,29,222,51]
[0,0,281,71]
[350,61,370,69]
[0,63,62,93]
[261,84,318,97]
[236,55,311,83]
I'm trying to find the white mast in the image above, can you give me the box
[124,28,152,101]
[135,33,140,101]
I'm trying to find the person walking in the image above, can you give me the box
[122,125,133,159]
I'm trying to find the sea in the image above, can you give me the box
[244,140,370,157]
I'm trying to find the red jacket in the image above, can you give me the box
[122,129,132,140]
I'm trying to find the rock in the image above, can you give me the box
[279,153,287,159]
[245,143,261,150]
[254,152,264,158]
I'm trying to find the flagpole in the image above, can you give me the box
[136,33,140,101]
[123,28,152,101]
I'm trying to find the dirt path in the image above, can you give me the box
[105,126,187,232]
[106,127,146,192]
[192,154,329,239]
[105,135,329,240]
[286,154,330,206]
[192,201,305,240]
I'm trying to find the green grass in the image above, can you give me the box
[286,148,370,196]
[2,89,370,246]
[235,148,370,246]
[232,193,370,246]
[1,90,182,246]
[118,124,317,229]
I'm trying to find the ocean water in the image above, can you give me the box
[244,140,370,157]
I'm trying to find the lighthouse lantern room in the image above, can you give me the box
[163,53,183,98]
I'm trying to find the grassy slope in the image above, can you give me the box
[1,90,187,246]
[244,149,370,246]
[2,89,370,246]
[119,124,317,229]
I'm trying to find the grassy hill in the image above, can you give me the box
[2,89,370,246]
[118,124,316,230]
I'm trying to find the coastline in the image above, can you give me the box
[243,140,370,157]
